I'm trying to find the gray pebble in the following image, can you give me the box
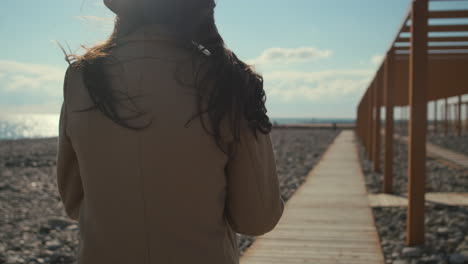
[437,227,450,235]
[402,247,422,258]
[45,239,62,251]
[449,253,465,264]
[47,218,72,230]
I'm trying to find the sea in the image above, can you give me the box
[0,114,355,140]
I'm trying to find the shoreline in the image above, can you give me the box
[0,122,355,141]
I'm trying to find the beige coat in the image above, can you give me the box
[56,24,284,264]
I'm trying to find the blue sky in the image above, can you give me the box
[1,0,466,118]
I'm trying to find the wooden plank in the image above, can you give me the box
[368,193,468,207]
[368,194,408,207]
[426,193,468,206]
[241,131,384,264]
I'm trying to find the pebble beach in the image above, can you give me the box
[0,127,340,264]
[428,132,468,157]
[358,135,468,264]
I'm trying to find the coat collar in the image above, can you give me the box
[118,23,181,45]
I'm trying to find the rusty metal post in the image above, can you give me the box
[400,107,404,135]
[365,94,369,149]
[434,100,438,133]
[406,0,428,246]
[383,51,394,193]
[356,105,360,140]
[458,96,462,136]
[362,96,365,147]
[368,87,374,161]
[373,76,382,173]
[365,92,370,154]
[450,103,453,133]
[465,102,468,133]
[441,105,444,134]
[452,103,456,133]
[445,98,449,136]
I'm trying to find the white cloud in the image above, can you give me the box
[266,69,373,82]
[245,47,373,103]
[248,47,333,66]
[371,54,384,66]
[263,69,373,102]
[0,60,66,96]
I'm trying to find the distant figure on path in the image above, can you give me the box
[55,0,284,263]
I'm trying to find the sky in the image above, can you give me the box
[1,0,467,119]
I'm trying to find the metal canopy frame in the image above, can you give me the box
[356,0,468,246]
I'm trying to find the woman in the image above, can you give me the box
[56,0,284,263]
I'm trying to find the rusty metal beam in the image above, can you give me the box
[395,45,468,51]
[406,0,428,246]
[396,36,468,43]
[387,8,412,60]
[402,24,468,32]
[430,0,468,1]
[429,10,468,18]
[394,52,468,58]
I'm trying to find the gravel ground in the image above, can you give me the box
[358,136,468,264]
[358,139,468,195]
[395,122,468,162]
[428,132,468,157]
[0,127,340,263]
[373,206,468,264]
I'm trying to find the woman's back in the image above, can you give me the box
[56,24,284,264]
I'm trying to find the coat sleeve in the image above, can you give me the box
[224,119,285,236]
[56,67,84,221]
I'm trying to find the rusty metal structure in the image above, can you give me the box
[356,0,468,246]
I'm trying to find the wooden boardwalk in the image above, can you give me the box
[241,130,384,264]
[393,133,468,168]
[369,193,468,207]
[425,142,468,168]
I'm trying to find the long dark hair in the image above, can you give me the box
[63,0,272,159]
